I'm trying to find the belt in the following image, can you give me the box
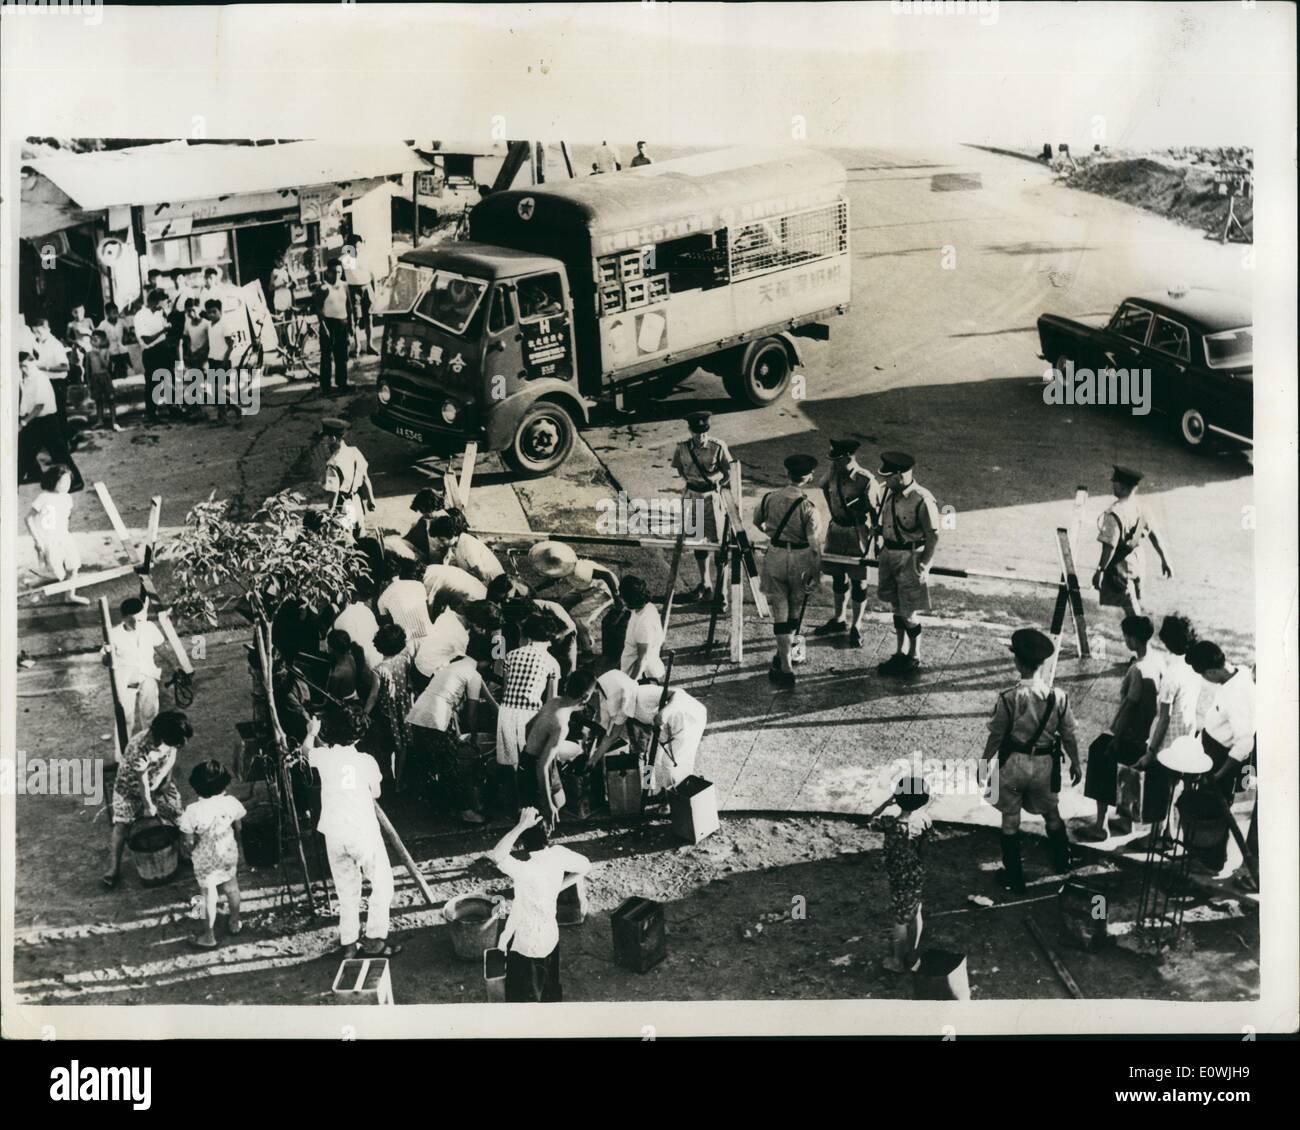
[684,481,716,493]
[771,540,809,550]
[882,539,919,551]
[831,516,858,528]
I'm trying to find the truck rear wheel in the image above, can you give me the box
[726,339,791,406]
[504,400,576,476]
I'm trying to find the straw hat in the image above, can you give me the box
[527,540,577,578]
[1156,734,1212,775]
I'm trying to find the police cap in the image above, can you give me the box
[784,453,818,478]
[829,439,861,458]
[1009,628,1055,664]
[879,451,915,474]
[1111,465,1144,486]
[321,417,348,437]
[686,411,712,433]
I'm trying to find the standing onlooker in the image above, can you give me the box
[270,253,294,315]
[104,596,168,743]
[1082,615,1163,840]
[495,611,562,786]
[302,709,401,958]
[378,558,436,642]
[96,302,130,380]
[343,236,379,356]
[66,303,95,352]
[364,623,416,785]
[593,140,622,173]
[30,318,71,425]
[25,464,89,605]
[17,353,84,490]
[178,760,246,949]
[407,653,494,818]
[618,575,664,682]
[316,259,351,396]
[630,141,653,167]
[487,807,591,1002]
[871,776,932,973]
[1140,614,1202,843]
[102,711,192,889]
[83,329,121,431]
[134,289,172,422]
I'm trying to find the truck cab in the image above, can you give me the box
[374,242,590,473]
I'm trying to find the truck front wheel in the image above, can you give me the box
[504,400,576,476]
[725,339,792,406]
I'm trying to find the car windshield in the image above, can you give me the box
[383,263,433,315]
[416,270,490,335]
[1203,326,1253,369]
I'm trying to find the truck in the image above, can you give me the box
[372,146,851,474]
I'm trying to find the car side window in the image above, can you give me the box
[516,273,565,322]
[1148,316,1190,362]
[488,286,513,333]
[1111,303,1153,345]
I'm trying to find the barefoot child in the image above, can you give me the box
[178,760,246,948]
[84,328,122,431]
[872,775,932,973]
[25,464,89,605]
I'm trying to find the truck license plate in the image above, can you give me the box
[396,426,424,442]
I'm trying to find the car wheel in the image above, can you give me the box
[504,400,576,476]
[728,339,791,406]
[1179,406,1210,450]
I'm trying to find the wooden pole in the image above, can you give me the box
[374,803,438,908]
[99,597,127,761]
[1025,916,1084,999]
[660,489,688,634]
[729,463,745,662]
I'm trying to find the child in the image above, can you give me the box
[177,760,246,948]
[96,302,130,380]
[83,328,121,431]
[25,464,89,605]
[872,775,932,973]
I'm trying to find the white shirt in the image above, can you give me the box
[19,370,57,422]
[1157,653,1202,744]
[33,336,69,378]
[96,318,127,355]
[449,534,505,584]
[320,279,350,320]
[333,603,383,670]
[30,491,72,541]
[414,610,471,677]
[324,443,368,496]
[378,579,435,641]
[407,656,482,731]
[1204,667,1256,763]
[308,742,382,843]
[109,620,165,683]
[495,844,590,958]
[422,563,487,604]
[620,604,665,680]
[132,307,168,346]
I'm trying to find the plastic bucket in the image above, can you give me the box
[443,894,503,961]
[127,818,180,886]
[911,949,971,1001]
[241,805,281,869]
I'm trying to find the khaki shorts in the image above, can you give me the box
[760,546,820,623]
[685,488,724,546]
[991,751,1060,823]
[824,522,867,581]
[877,546,930,617]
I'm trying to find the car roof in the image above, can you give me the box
[399,241,562,280]
[1126,288,1252,333]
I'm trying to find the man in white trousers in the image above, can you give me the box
[303,707,402,959]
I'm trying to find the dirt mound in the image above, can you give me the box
[1066,157,1252,241]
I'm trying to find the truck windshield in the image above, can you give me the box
[416,270,489,336]
[1203,326,1252,369]
[384,263,433,315]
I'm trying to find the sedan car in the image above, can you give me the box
[1037,287,1252,450]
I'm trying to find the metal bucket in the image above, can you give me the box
[911,949,971,1001]
[127,817,180,886]
[443,894,504,961]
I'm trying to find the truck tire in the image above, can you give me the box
[726,338,791,406]
[504,399,576,476]
[1178,405,1211,450]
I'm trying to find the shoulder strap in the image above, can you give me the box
[1026,691,1058,748]
[770,496,805,544]
[686,441,714,484]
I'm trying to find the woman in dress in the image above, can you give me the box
[25,464,88,605]
[618,575,665,683]
[102,710,193,888]
[178,760,246,948]
[364,623,415,786]
[871,776,932,973]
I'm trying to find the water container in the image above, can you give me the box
[443,893,504,961]
[241,804,281,869]
[911,949,971,1000]
[1177,790,1230,870]
[484,947,508,1002]
[1058,880,1108,951]
[127,817,180,886]
[612,896,667,973]
[670,776,720,844]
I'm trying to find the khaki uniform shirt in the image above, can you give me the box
[880,481,940,547]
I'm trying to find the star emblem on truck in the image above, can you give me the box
[517,197,535,221]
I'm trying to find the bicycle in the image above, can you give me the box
[272,307,321,381]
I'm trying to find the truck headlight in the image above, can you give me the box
[377,383,392,405]
[441,399,459,424]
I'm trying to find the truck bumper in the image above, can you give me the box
[371,407,483,452]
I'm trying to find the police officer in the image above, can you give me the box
[755,453,822,689]
[980,628,1082,893]
[671,410,733,603]
[1093,465,1172,618]
[321,417,376,533]
[816,439,882,649]
[876,451,940,676]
